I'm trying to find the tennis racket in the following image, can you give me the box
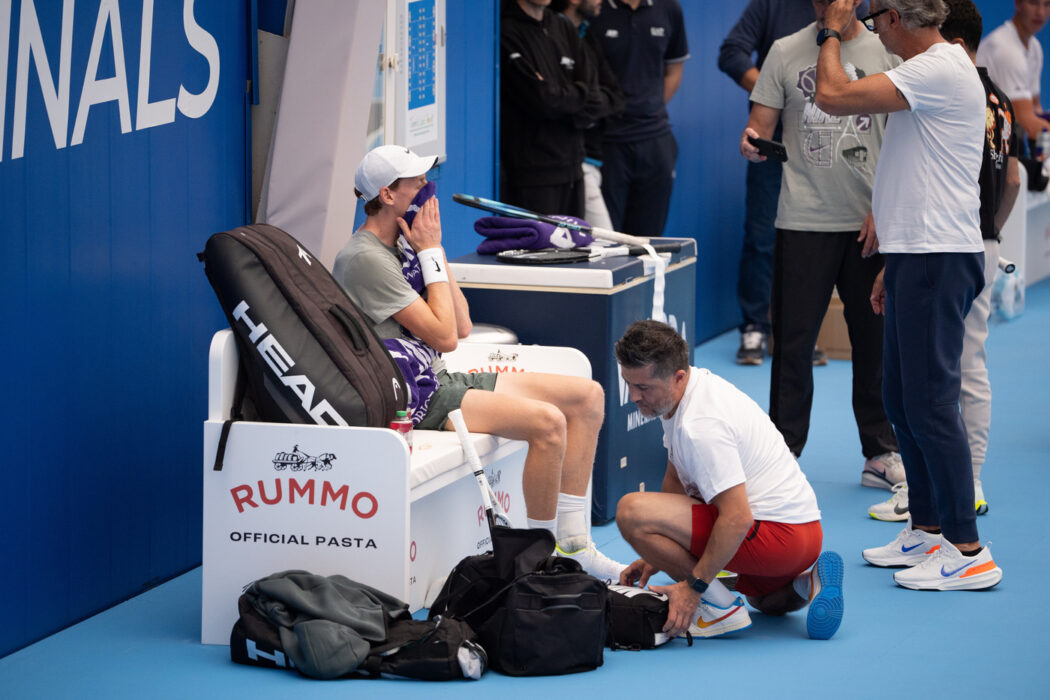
[448,409,512,532]
[453,193,650,246]
[496,243,681,265]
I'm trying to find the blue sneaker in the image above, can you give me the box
[806,551,844,640]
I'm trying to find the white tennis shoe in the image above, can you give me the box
[862,525,942,567]
[686,596,752,638]
[893,540,1003,591]
[869,482,910,522]
[555,541,627,585]
[861,452,906,490]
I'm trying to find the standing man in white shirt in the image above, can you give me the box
[977,0,1050,142]
[614,320,844,641]
[815,0,1003,591]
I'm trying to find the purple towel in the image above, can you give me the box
[474,215,593,254]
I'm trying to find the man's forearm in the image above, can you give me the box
[739,67,759,93]
[692,516,749,584]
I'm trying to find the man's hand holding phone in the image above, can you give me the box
[741,128,788,162]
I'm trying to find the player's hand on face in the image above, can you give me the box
[649,581,701,638]
[398,195,442,252]
[740,127,766,163]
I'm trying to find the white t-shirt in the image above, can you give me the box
[660,368,820,524]
[977,20,1042,102]
[874,42,984,254]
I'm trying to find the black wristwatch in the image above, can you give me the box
[686,575,708,595]
[816,28,842,46]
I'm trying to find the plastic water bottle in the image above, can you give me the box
[389,410,413,452]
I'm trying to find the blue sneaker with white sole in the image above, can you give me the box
[806,551,844,640]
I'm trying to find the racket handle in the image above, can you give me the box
[449,410,484,472]
[589,226,650,246]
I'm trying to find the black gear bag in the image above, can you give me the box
[198,225,407,450]
[605,584,673,650]
[230,594,485,680]
[428,526,609,676]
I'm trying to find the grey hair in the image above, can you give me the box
[880,0,948,29]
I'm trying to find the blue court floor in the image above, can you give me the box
[3,281,1048,699]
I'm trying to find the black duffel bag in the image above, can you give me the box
[429,526,609,676]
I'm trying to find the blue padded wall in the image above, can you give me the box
[1,0,247,656]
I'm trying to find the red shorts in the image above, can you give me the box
[691,503,823,597]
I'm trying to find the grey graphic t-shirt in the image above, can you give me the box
[750,23,901,231]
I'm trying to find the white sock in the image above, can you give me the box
[700,577,738,607]
[527,517,556,536]
[555,493,589,552]
[793,567,817,601]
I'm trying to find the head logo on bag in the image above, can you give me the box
[232,300,349,426]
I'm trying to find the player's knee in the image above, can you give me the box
[615,492,645,534]
[579,379,605,425]
[527,403,567,452]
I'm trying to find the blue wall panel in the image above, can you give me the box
[665,0,752,343]
[1,0,247,656]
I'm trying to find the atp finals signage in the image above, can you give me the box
[0,0,220,162]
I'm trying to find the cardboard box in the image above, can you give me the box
[817,290,851,360]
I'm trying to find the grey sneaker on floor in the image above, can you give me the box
[736,329,767,365]
[869,482,909,521]
[862,452,906,490]
[813,346,828,366]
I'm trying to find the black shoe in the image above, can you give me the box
[736,329,767,365]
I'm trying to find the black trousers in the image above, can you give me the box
[502,175,585,219]
[599,131,677,238]
[769,229,898,459]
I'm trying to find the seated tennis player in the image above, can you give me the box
[333,144,625,583]
[613,320,844,639]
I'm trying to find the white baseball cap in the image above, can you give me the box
[354,145,438,201]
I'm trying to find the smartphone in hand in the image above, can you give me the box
[747,135,788,162]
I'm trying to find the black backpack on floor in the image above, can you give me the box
[198,225,406,444]
[428,527,609,676]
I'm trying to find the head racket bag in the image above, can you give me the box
[199,224,407,435]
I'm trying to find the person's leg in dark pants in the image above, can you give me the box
[836,242,897,459]
[738,157,782,337]
[620,132,677,239]
[881,256,935,527]
[599,141,632,233]
[885,253,984,545]
[503,177,585,219]
[769,230,840,457]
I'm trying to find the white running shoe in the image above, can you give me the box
[685,596,752,639]
[975,480,988,515]
[861,525,942,567]
[861,452,906,490]
[893,540,1003,591]
[869,482,909,522]
[555,541,627,585]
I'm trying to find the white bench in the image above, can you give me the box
[201,329,591,644]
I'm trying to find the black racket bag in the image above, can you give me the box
[198,224,406,430]
[428,526,609,676]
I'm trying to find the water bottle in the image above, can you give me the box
[389,410,413,453]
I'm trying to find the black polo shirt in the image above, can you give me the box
[590,0,689,142]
